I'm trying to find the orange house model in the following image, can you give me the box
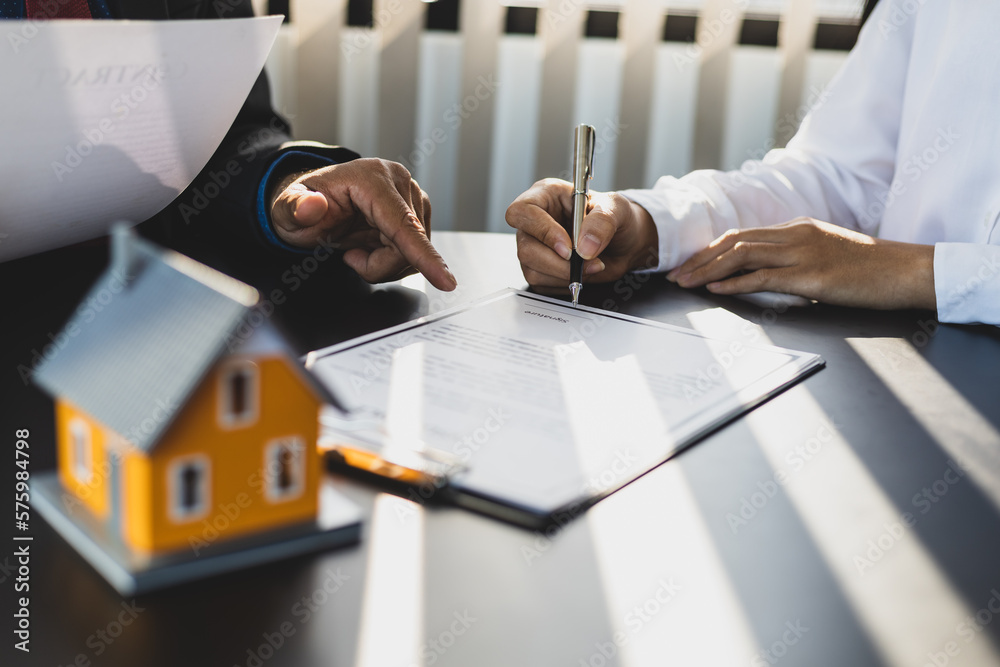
[33,227,359,593]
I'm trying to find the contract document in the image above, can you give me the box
[0,16,282,262]
[307,290,824,526]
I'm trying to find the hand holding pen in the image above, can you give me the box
[504,134,660,293]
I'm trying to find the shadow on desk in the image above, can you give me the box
[685,293,1000,662]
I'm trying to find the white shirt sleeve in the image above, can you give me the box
[621,0,915,270]
[934,243,1000,325]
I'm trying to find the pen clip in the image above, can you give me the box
[573,124,597,195]
[585,125,596,183]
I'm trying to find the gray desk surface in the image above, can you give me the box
[4,231,1000,667]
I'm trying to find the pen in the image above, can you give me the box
[570,124,596,306]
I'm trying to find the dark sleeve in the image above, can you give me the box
[145,0,360,271]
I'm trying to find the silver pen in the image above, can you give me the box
[570,124,596,306]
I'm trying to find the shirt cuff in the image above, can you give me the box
[256,150,340,254]
[933,242,1000,325]
[620,176,721,273]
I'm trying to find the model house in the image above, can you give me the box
[35,226,337,557]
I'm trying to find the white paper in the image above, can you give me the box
[0,17,282,262]
[307,290,824,513]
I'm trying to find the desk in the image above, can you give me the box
[3,231,1000,667]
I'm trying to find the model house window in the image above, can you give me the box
[218,360,259,428]
[69,418,92,484]
[265,437,305,502]
[168,456,210,522]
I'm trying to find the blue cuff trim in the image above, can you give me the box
[256,151,339,254]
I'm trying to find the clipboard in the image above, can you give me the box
[305,289,824,529]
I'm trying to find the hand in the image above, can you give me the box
[667,218,936,310]
[269,158,456,291]
[505,179,659,291]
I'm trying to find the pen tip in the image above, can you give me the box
[569,282,581,306]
